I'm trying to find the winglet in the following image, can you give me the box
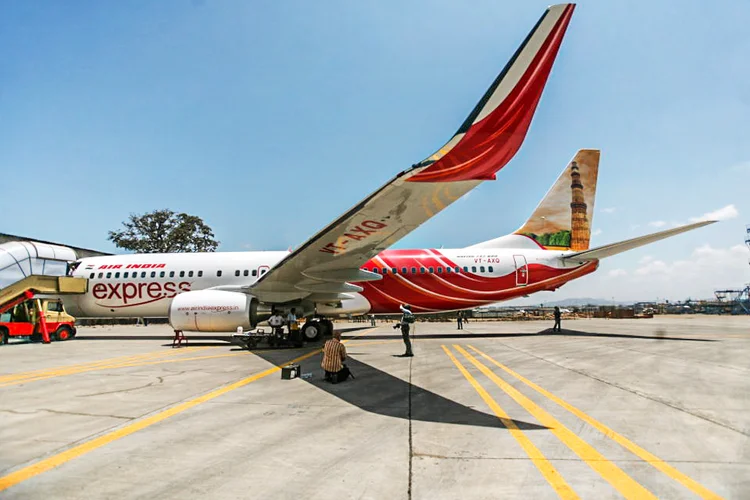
[561,221,716,262]
[408,3,576,183]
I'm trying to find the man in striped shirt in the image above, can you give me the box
[322,331,349,383]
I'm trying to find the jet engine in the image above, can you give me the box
[168,290,271,332]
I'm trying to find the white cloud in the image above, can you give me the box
[602,207,617,214]
[689,204,739,222]
[648,221,667,228]
[592,228,602,236]
[730,161,750,172]
[607,269,627,277]
[638,255,654,264]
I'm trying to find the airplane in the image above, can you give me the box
[63,4,713,341]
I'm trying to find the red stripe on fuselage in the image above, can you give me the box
[361,249,596,313]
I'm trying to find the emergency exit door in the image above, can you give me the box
[513,255,529,286]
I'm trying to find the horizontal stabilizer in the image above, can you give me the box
[561,221,716,262]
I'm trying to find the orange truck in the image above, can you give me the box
[0,295,77,344]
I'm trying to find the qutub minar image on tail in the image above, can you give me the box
[569,161,589,251]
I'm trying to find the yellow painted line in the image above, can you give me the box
[453,345,657,500]
[0,327,377,491]
[442,346,579,500]
[0,347,324,493]
[0,347,214,383]
[0,328,378,492]
[0,352,255,387]
[467,345,725,500]
[0,348,215,385]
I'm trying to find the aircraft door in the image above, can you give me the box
[513,255,529,286]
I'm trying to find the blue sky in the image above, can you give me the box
[2,1,749,301]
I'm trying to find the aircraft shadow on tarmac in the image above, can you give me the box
[252,348,547,431]
[344,327,716,343]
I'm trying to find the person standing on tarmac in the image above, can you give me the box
[553,306,562,332]
[286,308,299,337]
[457,311,464,330]
[395,304,414,357]
[268,309,285,339]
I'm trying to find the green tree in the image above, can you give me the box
[108,209,219,253]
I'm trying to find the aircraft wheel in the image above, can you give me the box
[302,322,322,342]
[54,326,73,341]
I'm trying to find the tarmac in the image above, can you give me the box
[0,315,748,499]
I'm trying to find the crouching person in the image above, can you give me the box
[322,331,351,383]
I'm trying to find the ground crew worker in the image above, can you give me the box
[553,306,562,332]
[370,315,376,327]
[287,308,299,338]
[322,331,350,383]
[268,310,285,339]
[457,311,464,330]
[395,304,414,357]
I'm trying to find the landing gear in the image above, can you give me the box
[302,321,322,342]
[301,318,333,342]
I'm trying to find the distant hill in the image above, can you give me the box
[538,297,628,307]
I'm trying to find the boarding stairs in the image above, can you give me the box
[0,275,88,343]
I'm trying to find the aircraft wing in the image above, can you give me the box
[250,4,576,303]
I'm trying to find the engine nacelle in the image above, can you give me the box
[168,290,270,332]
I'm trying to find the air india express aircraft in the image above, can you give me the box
[64,4,713,341]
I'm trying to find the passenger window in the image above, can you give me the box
[437,267,443,274]
[188,271,194,278]
[411,267,416,274]
[106,272,111,278]
[198,271,203,277]
[124,272,129,278]
[261,269,267,275]
[151,271,156,278]
[455,267,460,273]
[169,271,175,278]
[179,271,185,278]
[235,270,240,277]
[445,267,450,274]
[480,266,485,272]
[471,266,477,273]
[141,272,146,278]
[252,270,257,277]
[429,267,434,273]
[372,268,379,274]
[217,270,223,277]
[160,271,165,278]
[392,268,397,274]
[244,270,249,277]
[401,267,407,274]
[420,267,425,274]
[115,272,120,278]
[463,267,468,273]
[90,273,95,279]
[382,267,387,274]
[488,266,494,273]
